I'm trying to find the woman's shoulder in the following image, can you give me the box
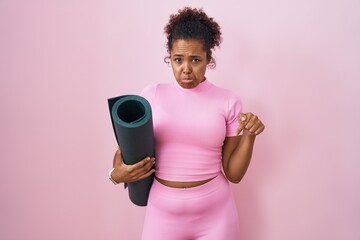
[141,82,172,94]
[208,82,243,117]
[141,82,173,101]
[141,83,157,95]
[209,81,241,101]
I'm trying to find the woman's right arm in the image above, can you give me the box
[111,147,155,184]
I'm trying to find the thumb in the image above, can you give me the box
[113,147,123,167]
[236,113,247,135]
[239,113,247,122]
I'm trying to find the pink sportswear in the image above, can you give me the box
[141,172,240,240]
[141,79,242,182]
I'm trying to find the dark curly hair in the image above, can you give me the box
[164,7,222,68]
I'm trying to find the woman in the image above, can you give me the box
[110,7,265,239]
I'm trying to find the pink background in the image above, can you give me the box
[1,1,359,239]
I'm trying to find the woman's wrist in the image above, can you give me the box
[108,168,120,185]
[241,130,257,140]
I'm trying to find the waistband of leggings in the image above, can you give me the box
[151,171,229,199]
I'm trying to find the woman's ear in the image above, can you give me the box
[207,50,212,64]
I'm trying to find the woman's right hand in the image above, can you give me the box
[111,147,156,184]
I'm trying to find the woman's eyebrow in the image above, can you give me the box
[172,54,202,58]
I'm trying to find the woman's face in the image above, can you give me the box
[170,39,210,89]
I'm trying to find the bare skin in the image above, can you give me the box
[110,39,265,187]
[222,113,265,183]
[111,148,155,183]
[170,39,209,89]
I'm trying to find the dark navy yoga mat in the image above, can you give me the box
[108,95,155,206]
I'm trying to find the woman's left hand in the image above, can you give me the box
[236,112,265,136]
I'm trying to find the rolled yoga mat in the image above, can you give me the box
[108,95,155,206]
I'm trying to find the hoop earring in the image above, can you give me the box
[207,57,216,69]
[164,56,171,67]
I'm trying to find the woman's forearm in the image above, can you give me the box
[225,133,256,183]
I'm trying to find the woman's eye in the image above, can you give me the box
[174,58,182,63]
[192,59,200,63]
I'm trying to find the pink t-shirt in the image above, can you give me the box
[141,80,242,182]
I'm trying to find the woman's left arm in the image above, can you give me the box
[222,113,265,183]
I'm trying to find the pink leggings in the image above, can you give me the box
[141,172,240,240]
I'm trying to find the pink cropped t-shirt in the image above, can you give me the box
[141,80,242,182]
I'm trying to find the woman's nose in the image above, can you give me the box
[182,62,192,74]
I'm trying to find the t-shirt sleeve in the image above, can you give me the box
[226,96,243,137]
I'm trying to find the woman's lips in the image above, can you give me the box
[181,79,193,83]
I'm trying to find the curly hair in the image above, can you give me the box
[164,7,222,68]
